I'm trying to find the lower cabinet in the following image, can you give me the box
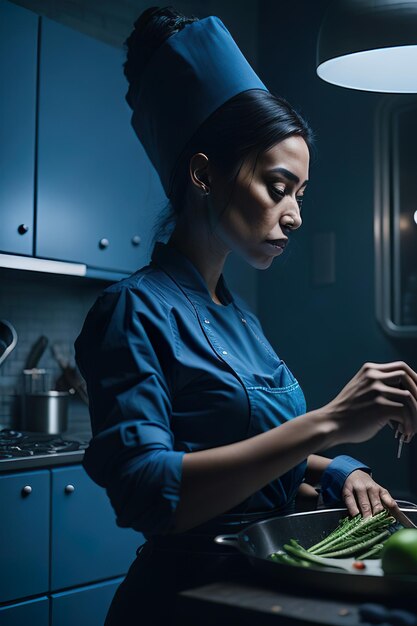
[51,578,123,626]
[0,596,49,626]
[51,466,141,590]
[0,580,121,626]
[0,464,144,624]
[0,470,49,603]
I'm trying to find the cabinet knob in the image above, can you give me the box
[64,484,75,494]
[131,235,141,247]
[99,238,109,250]
[18,224,29,235]
[21,485,32,496]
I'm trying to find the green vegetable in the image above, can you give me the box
[309,529,390,558]
[269,510,398,569]
[381,528,417,575]
[269,551,312,568]
[355,543,385,560]
[307,510,395,556]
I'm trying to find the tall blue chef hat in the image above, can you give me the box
[130,15,268,197]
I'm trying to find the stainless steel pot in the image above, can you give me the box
[215,507,417,600]
[20,391,69,434]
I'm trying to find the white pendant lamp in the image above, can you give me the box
[317,0,417,92]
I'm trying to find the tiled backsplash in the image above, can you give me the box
[0,268,106,433]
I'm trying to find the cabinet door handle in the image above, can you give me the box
[65,484,75,494]
[99,238,109,249]
[18,224,29,235]
[131,235,141,246]
[21,485,32,496]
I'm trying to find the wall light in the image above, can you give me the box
[317,0,417,92]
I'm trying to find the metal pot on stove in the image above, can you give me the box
[17,336,70,434]
[20,390,70,435]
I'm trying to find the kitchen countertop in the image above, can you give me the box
[0,430,91,473]
[0,448,86,472]
[177,576,417,626]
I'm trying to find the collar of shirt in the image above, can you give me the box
[150,241,234,307]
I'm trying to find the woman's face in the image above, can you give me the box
[210,135,310,269]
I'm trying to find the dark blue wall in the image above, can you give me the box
[257,0,417,497]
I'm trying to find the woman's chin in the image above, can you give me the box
[248,254,275,270]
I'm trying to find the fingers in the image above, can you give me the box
[330,360,417,446]
[342,472,373,517]
[369,368,417,402]
[371,381,417,438]
[344,488,394,518]
[359,362,417,438]
[379,488,398,511]
[363,361,417,387]
[372,368,417,426]
[342,472,397,518]
[343,491,360,517]
[366,487,385,515]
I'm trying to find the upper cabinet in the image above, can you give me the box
[0,1,37,256]
[0,1,166,275]
[36,18,166,274]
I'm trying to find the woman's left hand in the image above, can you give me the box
[342,470,397,517]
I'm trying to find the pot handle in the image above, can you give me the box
[397,499,417,509]
[214,534,239,548]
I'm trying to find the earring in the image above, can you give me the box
[201,185,210,197]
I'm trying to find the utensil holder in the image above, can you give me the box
[23,368,50,394]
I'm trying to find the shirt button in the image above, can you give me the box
[204,319,210,324]
[222,350,228,355]
[241,318,246,323]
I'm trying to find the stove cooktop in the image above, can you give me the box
[0,429,89,461]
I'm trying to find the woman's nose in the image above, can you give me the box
[281,208,302,231]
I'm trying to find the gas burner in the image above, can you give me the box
[0,429,88,459]
[0,429,23,441]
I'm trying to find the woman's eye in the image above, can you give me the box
[270,186,285,199]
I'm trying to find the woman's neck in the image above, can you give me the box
[168,219,229,304]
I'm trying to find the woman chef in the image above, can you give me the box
[75,6,417,625]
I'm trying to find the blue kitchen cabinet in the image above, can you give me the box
[0,470,50,604]
[51,578,122,626]
[0,0,37,256]
[50,465,142,591]
[0,596,49,626]
[36,17,166,274]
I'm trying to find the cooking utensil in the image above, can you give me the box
[0,319,17,367]
[50,344,89,405]
[214,506,417,600]
[25,335,48,369]
[387,505,417,529]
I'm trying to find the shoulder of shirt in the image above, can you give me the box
[98,263,188,313]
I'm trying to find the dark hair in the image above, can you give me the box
[124,7,314,243]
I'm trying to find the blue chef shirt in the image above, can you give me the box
[75,242,369,538]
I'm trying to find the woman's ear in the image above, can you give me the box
[189,153,212,195]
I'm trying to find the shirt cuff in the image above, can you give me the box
[320,455,371,504]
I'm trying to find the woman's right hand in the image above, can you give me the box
[323,361,417,445]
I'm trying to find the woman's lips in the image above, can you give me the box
[263,238,288,250]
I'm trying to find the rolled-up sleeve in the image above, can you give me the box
[75,281,185,535]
